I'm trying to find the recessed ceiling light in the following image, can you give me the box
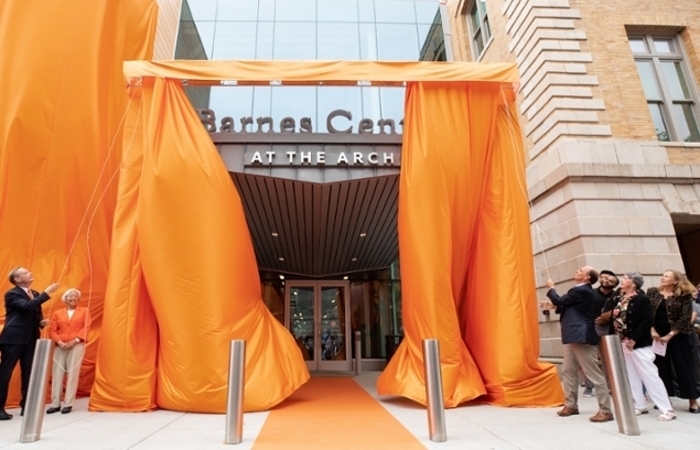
[343,276,349,280]
[351,257,357,262]
[278,257,285,261]
[359,232,367,237]
[271,232,278,237]
[279,275,285,280]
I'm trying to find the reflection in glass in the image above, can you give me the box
[628,38,647,53]
[252,87,272,119]
[321,287,346,361]
[380,88,406,129]
[671,104,700,142]
[290,287,315,361]
[258,0,275,21]
[274,22,317,59]
[318,0,359,22]
[212,22,257,59]
[318,23,361,60]
[375,0,416,23]
[359,23,378,60]
[648,103,669,141]
[635,61,660,100]
[376,24,420,60]
[661,61,692,100]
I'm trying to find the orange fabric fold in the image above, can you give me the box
[377,82,563,407]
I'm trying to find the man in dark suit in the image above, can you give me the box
[544,266,613,423]
[0,267,58,420]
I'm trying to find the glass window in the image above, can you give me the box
[318,23,361,60]
[252,87,272,118]
[379,88,405,129]
[375,1,416,23]
[376,24,420,60]
[653,38,674,54]
[256,21,274,59]
[630,35,700,143]
[212,22,257,59]
[258,0,275,21]
[187,0,217,21]
[275,0,316,22]
[318,87,363,133]
[208,87,255,130]
[359,23,378,60]
[661,61,692,99]
[358,0,375,22]
[217,0,259,21]
[465,0,491,60]
[628,38,647,53]
[318,0,359,22]
[273,22,316,59]
[362,87,383,120]
[415,1,439,24]
[635,61,661,99]
[271,87,317,131]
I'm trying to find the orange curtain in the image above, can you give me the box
[377,82,563,406]
[0,0,157,407]
[89,78,309,412]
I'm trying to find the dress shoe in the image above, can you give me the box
[46,407,61,414]
[556,406,579,417]
[0,410,12,420]
[589,411,614,422]
[61,407,72,414]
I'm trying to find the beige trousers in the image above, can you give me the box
[561,343,612,414]
[50,342,86,408]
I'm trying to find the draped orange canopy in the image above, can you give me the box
[1,0,562,412]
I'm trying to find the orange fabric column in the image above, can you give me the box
[93,78,309,412]
[0,0,157,407]
[89,85,159,411]
[377,81,563,407]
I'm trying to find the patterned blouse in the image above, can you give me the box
[647,287,693,334]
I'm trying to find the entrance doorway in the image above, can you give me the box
[285,281,351,371]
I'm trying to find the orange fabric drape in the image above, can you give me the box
[89,78,309,412]
[0,0,157,407]
[377,82,563,406]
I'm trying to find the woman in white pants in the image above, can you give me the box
[46,288,91,414]
[610,273,676,421]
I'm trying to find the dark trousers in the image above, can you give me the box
[0,343,36,409]
[654,333,699,399]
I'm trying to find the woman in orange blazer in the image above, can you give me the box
[46,288,91,414]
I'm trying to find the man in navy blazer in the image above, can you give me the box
[545,266,613,423]
[0,267,58,420]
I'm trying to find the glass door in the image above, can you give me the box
[286,281,351,371]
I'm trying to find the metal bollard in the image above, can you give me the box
[225,340,246,445]
[600,335,640,436]
[19,339,52,443]
[423,339,447,442]
[354,331,362,376]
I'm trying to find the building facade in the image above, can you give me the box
[442,0,700,359]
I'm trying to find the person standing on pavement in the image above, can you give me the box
[0,267,59,420]
[543,266,613,422]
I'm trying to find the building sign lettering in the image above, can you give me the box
[198,108,404,135]
[244,149,399,167]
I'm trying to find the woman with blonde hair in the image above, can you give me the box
[648,269,700,414]
[46,288,91,414]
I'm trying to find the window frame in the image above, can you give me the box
[464,0,492,61]
[629,34,700,143]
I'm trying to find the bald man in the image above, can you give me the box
[545,266,613,423]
